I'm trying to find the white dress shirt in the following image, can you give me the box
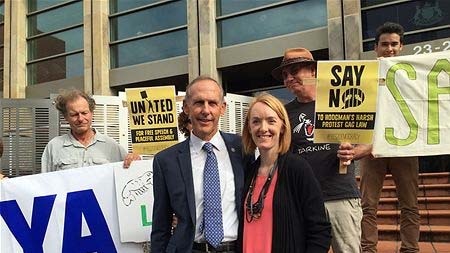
[190,131,238,242]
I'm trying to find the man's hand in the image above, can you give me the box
[353,144,374,160]
[123,152,142,168]
[337,142,355,166]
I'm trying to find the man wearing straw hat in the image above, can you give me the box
[272,47,362,253]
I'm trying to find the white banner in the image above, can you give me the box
[372,51,450,157]
[0,163,142,253]
[114,159,153,242]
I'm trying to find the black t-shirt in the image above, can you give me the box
[285,99,360,201]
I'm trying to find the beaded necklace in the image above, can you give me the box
[245,159,278,223]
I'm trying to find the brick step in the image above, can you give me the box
[378,196,450,210]
[377,210,450,226]
[375,241,450,253]
[418,172,450,185]
[378,225,450,242]
[379,183,450,198]
[356,172,450,186]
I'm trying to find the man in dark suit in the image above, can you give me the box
[151,76,245,253]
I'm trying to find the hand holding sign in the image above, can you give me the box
[337,142,355,173]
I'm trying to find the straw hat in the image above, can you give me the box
[271,47,316,81]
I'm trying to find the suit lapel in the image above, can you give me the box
[221,132,244,220]
[178,133,244,226]
[178,139,196,226]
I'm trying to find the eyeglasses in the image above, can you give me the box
[281,64,316,80]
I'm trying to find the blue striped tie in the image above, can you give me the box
[202,142,224,248]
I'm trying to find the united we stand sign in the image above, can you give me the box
[125,86,178,155]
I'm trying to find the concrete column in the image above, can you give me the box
[3,0,27,98]
[83,0,93,95]
[84,0,112,95]
[327,0,363,60]
[327,0,344,60]
[197,0,219,82]
[343,0,363,60]
[88,0,112,95]
[187,0,199,83]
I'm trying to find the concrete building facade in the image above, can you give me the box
[0,0,448,102]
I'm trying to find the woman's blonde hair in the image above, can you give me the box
[242,92,291,155]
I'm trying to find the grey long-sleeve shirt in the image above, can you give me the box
[41,130,127,172]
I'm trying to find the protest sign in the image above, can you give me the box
[0,163,142,253]
[315,60,379,144]
[372,51,450,157]
[114,159,153,242]
[126,86,178,155]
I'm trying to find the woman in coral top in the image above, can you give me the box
[240,93,331,253]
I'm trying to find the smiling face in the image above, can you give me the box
[64,96,93,136]
[184,79,226,141]
[375,33,403,58]
[248,102,284,154]
[282,63,316,102]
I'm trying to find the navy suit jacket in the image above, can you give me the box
[151,132,245,253]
